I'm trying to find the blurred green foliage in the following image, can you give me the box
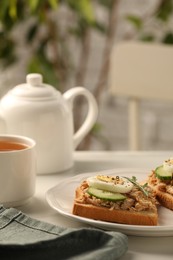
[0,0,108,88]
[126,0,173,44]
[0,0,173,90]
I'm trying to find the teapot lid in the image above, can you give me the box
[10,73,60,100]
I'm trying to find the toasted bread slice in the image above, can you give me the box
[155,189,173,210]
[72,185,158,226]
[147,172,173,211]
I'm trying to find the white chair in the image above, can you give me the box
[108,41,173,150]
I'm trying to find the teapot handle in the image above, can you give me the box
[63,87,98,149]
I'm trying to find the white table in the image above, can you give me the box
[18,151,173,260]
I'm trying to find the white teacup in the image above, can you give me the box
[0,135,36,207]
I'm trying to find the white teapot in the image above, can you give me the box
[0,73,98,174]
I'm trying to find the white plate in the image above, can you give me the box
[46,168,173,236]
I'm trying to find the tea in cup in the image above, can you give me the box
[0,135,36,207]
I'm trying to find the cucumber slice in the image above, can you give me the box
[87,187,126,201]
[155,165,173,180]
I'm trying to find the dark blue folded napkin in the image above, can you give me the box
[0,205,128,260]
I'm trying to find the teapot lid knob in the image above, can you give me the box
[26,73,43,86]
[8,73,60,100]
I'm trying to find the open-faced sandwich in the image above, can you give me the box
[147,158,173,210]
[72,175,158,226]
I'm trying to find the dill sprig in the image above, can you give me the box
[123,176,149,197]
